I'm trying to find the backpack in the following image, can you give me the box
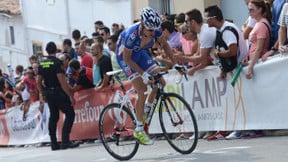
[262,21,273,50]
[215,26,239,72]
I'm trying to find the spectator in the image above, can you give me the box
[107,35,126,81]
[32,62,39,75]
[204,5,247,79]
[262,0,286,59]
[68,59,94,92]
[15,65,24,80]
[161,21,182,49]
[175,13,186,31]
[93,35,111,57]
[3,80,13,109]
[99,26,111,49]
[166,14,176,26]
[242,0,271,79]
[177,24,198,66]
[94,20,104,32]
[58,53,72,71]
[119,23,125,31]
[92,32,100,43]
[111,23,120,34]
[19,67,39,103]
[63,39,78,60]
[153,21,181,70]
[204,5,248,140]
[175,9,216,76]
[29,55,38,65]
[90,42,113,91]
[242,0,257,40]
[17,67,39,120]
[72,29,81,44]
[75,42,93,68]
[277,2,288,53]
[11,91,22,107]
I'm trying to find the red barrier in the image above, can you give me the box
[65,81,135,141]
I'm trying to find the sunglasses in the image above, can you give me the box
[146,28,155,32]
[204,16,216,20]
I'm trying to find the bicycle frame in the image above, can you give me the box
[112,71,185,131]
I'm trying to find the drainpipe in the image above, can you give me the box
[19,0,30,57]
[65,0,71,38]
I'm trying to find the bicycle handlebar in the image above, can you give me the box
[106,70,123,76]
[173,64,188,81]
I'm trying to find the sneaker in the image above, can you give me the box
[241,130,263,139]
[189,134,195,140]
[133,130,154,145]
[207,131,228,141]
[225,131,241,140]
[202,131,215,139]
[175,134,189,140]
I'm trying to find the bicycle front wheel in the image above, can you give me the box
[159,92,198,154]
[99,103,139,161]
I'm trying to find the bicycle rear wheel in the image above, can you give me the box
[99,103,139,161]
[159,92,198,154]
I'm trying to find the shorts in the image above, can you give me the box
[117,50,157,80]
[22,88,31,102]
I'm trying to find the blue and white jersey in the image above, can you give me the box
[116,22,162,56]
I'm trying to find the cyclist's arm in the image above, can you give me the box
[157,35,176,64]
[123,47,145,75]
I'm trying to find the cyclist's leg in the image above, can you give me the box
[131,77,147,124]
[116,50,154,145]
[146,67,166,106]
[139,50,166,111]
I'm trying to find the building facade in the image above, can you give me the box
[0,0,248,71]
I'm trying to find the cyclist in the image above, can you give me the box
[116,7,175,145]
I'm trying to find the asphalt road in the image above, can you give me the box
[0,136,287,162]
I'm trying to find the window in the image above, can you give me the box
[9,26,15,45]
[160,0,171,14]
[32,41,43,62]
[148,0,172,15]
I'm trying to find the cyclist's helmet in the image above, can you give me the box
[140,7,162,30]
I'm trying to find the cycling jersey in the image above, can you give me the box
[116,22,162,80]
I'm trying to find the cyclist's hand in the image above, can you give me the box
[142,72,152,84]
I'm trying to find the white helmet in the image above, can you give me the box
[140,7,162,30]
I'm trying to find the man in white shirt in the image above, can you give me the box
[204,5,247,79]
[175,9,216,75]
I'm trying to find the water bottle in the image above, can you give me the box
[231,63,242,87]
[7,64,16,85]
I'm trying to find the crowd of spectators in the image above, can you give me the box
[1,0,288,145]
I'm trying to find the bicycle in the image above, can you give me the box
[98,67,198,161]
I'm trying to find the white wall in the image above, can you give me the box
[221,0,248,28]
[0,15,28,71]
[21,0,132,55]
[69,0,132,37]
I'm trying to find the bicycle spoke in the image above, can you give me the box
[99,103,139,161]
[159,93,198,154]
